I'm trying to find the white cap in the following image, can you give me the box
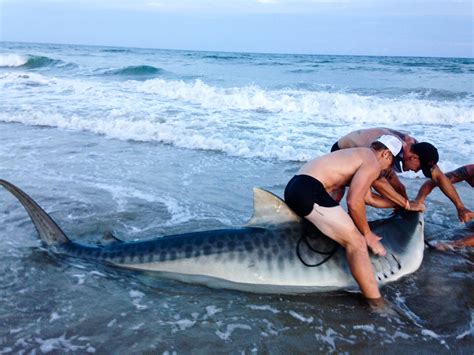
[375,135,402,156]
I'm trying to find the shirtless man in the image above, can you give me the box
[332,128,472,223]
[420,165,474,249]
[284,135,401,300]
[416,164,473,206]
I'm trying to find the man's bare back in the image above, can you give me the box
[298,148,381,193]
[337,127,415,151]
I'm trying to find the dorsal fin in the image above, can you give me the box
[245,187,302,227]
[99,231,124,246]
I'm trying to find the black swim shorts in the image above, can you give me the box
[284,175,339,217]
[330,141,341,152]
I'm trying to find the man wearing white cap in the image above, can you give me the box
[284,135,402,301]
[332,127,471,222]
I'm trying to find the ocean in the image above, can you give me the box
[0,41,472,353]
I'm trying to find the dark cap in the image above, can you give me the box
[412,142,439,178]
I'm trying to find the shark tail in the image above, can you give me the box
[0,179,70,245]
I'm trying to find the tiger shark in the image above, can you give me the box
[0,179,424,293]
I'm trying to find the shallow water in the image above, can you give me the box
[0,42,473,352]
[0,123,472,353]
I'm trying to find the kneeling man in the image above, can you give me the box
[284,135,401,300]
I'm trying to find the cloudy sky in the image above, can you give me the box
[0,0,472,57]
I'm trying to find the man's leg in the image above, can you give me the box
[435,235,474,250]
[305,204,381,299]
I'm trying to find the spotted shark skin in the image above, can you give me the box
[0,179,424,293]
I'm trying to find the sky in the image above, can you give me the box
[0,0,472,57]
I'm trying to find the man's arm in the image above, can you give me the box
[385,169,408,199]
[372,176,425,211]
[417,165,469,204]
[372,177,406,207]
[365,190,397,208]
[430,165,472,223]
[347,162,386,256]
[415,180,437,204]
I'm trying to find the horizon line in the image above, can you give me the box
[1,40,472,60]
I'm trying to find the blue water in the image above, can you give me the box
[0,42,473,352]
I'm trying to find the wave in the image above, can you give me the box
[1,107,471,166]
[1,72,472,124]
[379,57,473,74]
[101,48,133,53]
[0,111,318,162]
[0,54,70,69]
[0,54,29,67]
[135,79,474,124]
[1,74,472,162]
[22,55,64,69]
[287,69,316,74]
[202,55,242,61]
[100,65,166,78]
[356,87,473,101]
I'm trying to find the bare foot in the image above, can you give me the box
[366,297,386,310]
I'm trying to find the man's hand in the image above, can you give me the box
[407,200,426,212]
[457,207,474,223]
[434,242,454,251]
[364,231,387,256]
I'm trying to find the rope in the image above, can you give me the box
[296,235,339,267]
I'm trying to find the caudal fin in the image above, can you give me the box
[0,179,70,245]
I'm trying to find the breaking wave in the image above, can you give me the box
[135,78,473,124]
[0,72,472,163]
[0,54,71,69]
[0,54,29,67]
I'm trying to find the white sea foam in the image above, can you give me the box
[171,319,196,332]
[456,313,473,339]
[1,73,472,164]
[129,289,148,310]
[136,78,474,124]
[215,323,252,341]
[353,324,375,333]
[35,334,85,353]
[314,328,338,351]
[49,312,61,323]
[247,304,280,314]
[87,181,197,226]
[72,273,86,285]
[205,305,223,317]
[392,331,411,340]
[131,322,145,330]
[288,310,313,323]
[130,289,145,298]
[0,54,28,67]
[89,270,107,277]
